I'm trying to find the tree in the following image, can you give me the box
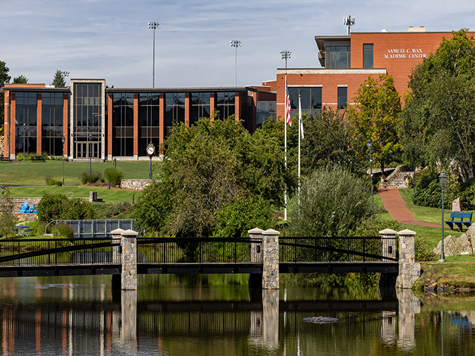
[0,60,11,127]
[401,29,475,182]
[0,187,15,238]
[348,74,402,176]
[52,70,68,88]
[13,75,28,84]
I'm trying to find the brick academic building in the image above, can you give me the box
[1,26,458,161]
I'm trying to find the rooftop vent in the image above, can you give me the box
[408,26,425,32]
[381,29,387,32]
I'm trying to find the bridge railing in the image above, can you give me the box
[0,238,119,266]
[279,236,398,262]
[137,238,262,263]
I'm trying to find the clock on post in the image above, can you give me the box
[146,143,155,180]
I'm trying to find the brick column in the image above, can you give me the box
[121,229,138,290]
[210,92,216,121]
[107,93,113,160]
[185,93,190,126]
[251,92,257,133]
[3,90,9,158]
[37,93,42,154]
[248,228,263,289]
[62,93,68,157]
[235,92,241,122]
[133,94,139,159]
[262,229,279,290]
[10,93,16,159]
[396,229,420,289]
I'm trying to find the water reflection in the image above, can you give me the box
[0,276,474,354]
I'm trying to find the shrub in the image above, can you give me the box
[413,171,459,209]
[79,171,102,184]
[41,151,49,160]
[37,221,47,235]
[52,223,74,238]
[16,153,31,161]
[103,167,123,186]
[47,178,62,186]
[62,198,96,220]
[415,236,436,261]
[287,165,378,237]
[37,193,97,222]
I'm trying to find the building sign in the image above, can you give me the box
[384,49,427,59]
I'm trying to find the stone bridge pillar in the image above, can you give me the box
[262,289,279,349]
[262,229,280,290]
[396,229,420,289]
[248,228,264,289]
[121,229,138,290]
[379,229,398,288]
[396,288,420,351]
[111,228,124,289]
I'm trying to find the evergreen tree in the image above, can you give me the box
[0,60,11,127]
[13,75,28,84]
[51,70,68,88]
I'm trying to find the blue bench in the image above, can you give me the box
[445,212,473,231]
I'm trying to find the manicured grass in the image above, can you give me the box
[9,186,141,204]
[445,255,475,262]
[0,160,161,186]
[416,262,475,289]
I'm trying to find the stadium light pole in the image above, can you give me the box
[230,40,242,87]
[148,22,160,88]
[280,50,292,69]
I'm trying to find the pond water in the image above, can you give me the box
[0,274,474,355]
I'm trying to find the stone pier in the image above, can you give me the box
[248,228,264,289]
[262,229,280,290]
[396,229,421,289]
[121,230,138,290]
[111,228,124,290]
[262,289,279,348]
[396,288,420,351]
[379,229,398,288]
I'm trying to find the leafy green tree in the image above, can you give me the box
[0,187,15,238]
[287,165,377,237]
[348,74,402,176]
[13,75,28,84]
[37,193,96,222]
[401,29,475,182]
[0,60,11,126]
[52,70,68,88]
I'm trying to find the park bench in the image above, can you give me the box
[445,211,473,231]
[30,156,45,162]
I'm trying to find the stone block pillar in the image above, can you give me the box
[380,311,396,347]
[396,229,421,289]
[248,228,263,289]
[379,228,398,288]
[262,289,279,348]
[120,290,137,353]
[262,229,280,290]
[396,288,420,351]
[111,228,124,289]
[121,229,138,290]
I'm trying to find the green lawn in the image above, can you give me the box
[0,160,161,186]
[9,186,141,204]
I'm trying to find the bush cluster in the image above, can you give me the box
[52,223,74,238]
[37,193,97,222]
[103,167,123,186]
[79,171,102,184]
[45,176,62,186]
[413,169,460,209]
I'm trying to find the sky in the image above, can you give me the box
[1,0,474,88]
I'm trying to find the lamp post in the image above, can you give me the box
[439,170,447,262]
[89,134,92,175]
[367,137,373,207]
[23,123,26,161]
[230,40,242,87]
[62,135,65,186]
[280,50,291,69]
[148,22,160,88]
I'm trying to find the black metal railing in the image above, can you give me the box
[137,238,261,263]
[0,238,119,266]
[279,236,398,263]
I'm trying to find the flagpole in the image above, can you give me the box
[284,74,288,220]
[298,90,301,206]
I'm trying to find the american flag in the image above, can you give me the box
[285,81,292,127]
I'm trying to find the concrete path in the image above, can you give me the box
[378,188,441,227]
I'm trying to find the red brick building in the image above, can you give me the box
[266,27,455,119]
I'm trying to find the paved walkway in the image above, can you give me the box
[378,188,441,227]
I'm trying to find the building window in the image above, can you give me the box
[138,93,160,156]
[338,87,348,109]
[191,93,210,126]
[216,92,235,119]
[288,87,322,117]
[363,44,374,68]
[42,92,64,156]
[112,93,134,157]
[256,101,276,127]
[15,92,37,155]
[325,46,351,68]
[165,93,185,137]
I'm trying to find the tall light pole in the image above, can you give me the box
[23,123,26,161]
[89,133,92,175]
[280,50,291,69]
[230,40,242,87]
[62,135,65,186]
[367,137,374,207]
[439,170,447,262]
[148,22,160,88]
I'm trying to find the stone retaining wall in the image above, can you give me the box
[120,179,157,190]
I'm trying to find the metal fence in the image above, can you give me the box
[0,238,119,266]
[54,219,136,238]
[279,236,398,263]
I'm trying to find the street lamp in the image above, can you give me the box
[280,50,292,69]
[148,22,160,88]
[230,40,242,87]
[23,123,26,161]
[89,134,92,175]
[367,137,373,207]
[439,170,447,262]
[62,135,65,186]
